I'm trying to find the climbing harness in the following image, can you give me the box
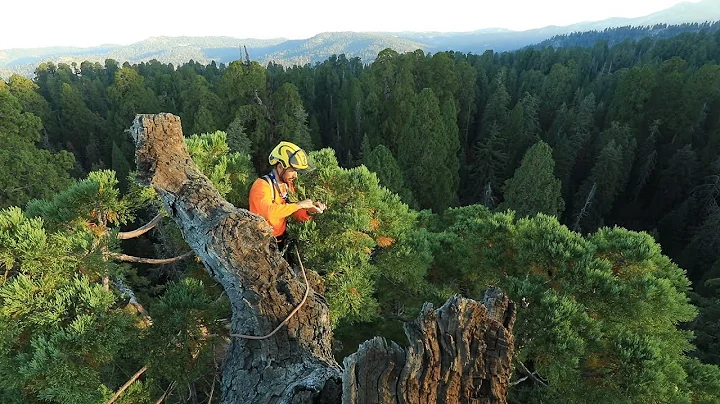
[262,171,289,203]
[229,244,310,340]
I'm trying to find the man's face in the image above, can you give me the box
[279,165,298,184]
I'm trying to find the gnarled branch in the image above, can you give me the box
[117,213,163,240]
[106,251,194,265]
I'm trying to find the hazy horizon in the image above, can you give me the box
[1,0,702,50]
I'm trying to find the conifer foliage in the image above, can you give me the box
[2,24,720,402]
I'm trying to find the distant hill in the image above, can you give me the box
[2,0,720,78]
[536,21,720,49]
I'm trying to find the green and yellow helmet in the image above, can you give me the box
[268,141,313,170]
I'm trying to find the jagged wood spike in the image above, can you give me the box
[342,288,515,404]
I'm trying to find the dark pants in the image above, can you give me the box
[275,233,287,253]
[275,232,294,263]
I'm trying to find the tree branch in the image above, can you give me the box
[113,278,152,323]
[509,375,529,386]
[106,251,194,264]
[516,359,549,388]
[117,213,163,240]
[573,182,596,233]
[156,381,177,404]
[106,366,148,404]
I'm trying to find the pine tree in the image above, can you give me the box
[363,144,416,207]
[499,141,564,217]
[426,207,705,403]
[573,140,624,232]
[218,60,267,126]
[271,83,313,150]
[225,116,253,154]
[0,85,75,209]
[191,105,218,135]
[289,149,426,326]
[185,131,257,208]
[398,88,457,212]
[107,67,161,148]
[0,177,144,402]
[111,142,132,192]
[482,74,510,133]
[470,122,507,202]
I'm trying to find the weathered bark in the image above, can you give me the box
[130,113,515,404]
[130,113,341,404]
[342,288,515,404]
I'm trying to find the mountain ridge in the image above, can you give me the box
[2,0,719,78]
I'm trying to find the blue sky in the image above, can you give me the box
[1,0,701,49]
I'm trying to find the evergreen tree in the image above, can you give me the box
[111,142,132,192]
[573,140,624,232]
[654,144,699,214]
[0,208,139,402]
[16,170,226,402]
[470,122,507,203]
[271,82,314,150]
[290,149,426,327]
[58,82,98,169]
[608,66,656,128]
[499,141,564,217]
[540,63,574,127]
[191,105,218,135]
[398,88,457,212]
[481,74,510,133]
[225,116,253,154]
[218,60,267,126]
[6,74,58,143]
[363,144,416,207]
[426,207,706,403]
[0,85,75,209]
[107,67,161,153]
[0,171,147,402]
[185,131,257,208]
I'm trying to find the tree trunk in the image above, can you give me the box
[130,113,515,404]
[130,113,341,403]
[342,288,515,404]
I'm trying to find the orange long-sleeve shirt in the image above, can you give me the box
[248,177,311,237]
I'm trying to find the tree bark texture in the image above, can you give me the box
[130,113,515,404]
[342,288,515,404]
[130,113,341,403]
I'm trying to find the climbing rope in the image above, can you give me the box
[230,245,310,340]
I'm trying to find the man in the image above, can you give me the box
[249,141,326,252]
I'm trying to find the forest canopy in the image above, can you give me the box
[1,22,720,403]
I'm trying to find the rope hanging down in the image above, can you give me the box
[230,245,310,340]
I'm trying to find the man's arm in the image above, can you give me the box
[249,180,301,221]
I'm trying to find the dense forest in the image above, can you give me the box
[2,22,720,403]
[538,21,720,48]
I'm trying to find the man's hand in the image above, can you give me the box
[297,199,315,209]
[311,201,327,214]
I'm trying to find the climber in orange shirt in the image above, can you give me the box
[249,141,326,252]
